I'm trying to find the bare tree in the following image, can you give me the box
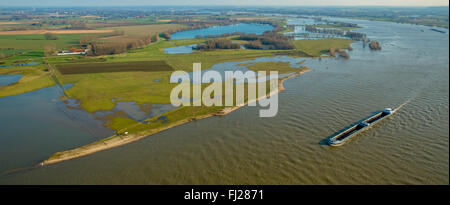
[44,33,59,40]
[44,43,56,57]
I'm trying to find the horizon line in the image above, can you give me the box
[0,5,449,8]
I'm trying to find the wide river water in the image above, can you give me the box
[0,18,448,184]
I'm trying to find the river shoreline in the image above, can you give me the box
[41,68,311,166]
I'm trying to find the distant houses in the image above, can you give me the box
[57,48,88,56]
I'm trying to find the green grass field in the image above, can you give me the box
[101,24,187,37]
[0,34,88,50]
[5,51,45,61]
[57,60,173,74]
[292,38,353,56]
[0,49,29,59]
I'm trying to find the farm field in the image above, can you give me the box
[0,22,24,25]
[56,60,173,74]
[0,29,114,35]
[101,24,187,37]
[0,34,89,50]
[4,51,45,61]
[0,49,30,59]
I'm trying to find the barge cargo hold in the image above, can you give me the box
[328,108,394,146]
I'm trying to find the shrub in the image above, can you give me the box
[44,33,59,40]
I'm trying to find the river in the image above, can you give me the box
[0,18,448,184]
[170,23,273,39]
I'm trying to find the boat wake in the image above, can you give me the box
[0,164,41,177]
[394,96,417,112]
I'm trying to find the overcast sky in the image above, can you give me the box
[1,0,448,7]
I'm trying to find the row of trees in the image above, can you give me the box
[31,20,88,29]
[76,30,161,56]
[86,35,153,56]
[345,32,366,41]
[195,39,240,50]
[305,25,346,36]
[334,22,358,28]
[304,25,367,41]
[194,30,295,51]
[239,31,295,50]
[320,20,359,28]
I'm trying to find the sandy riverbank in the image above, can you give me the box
[41,67,311,166]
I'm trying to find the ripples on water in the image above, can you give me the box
[0,18,448,184]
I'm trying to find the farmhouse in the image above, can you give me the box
[57,48,88,55]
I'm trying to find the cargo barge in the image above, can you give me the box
[328,108,394,146]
